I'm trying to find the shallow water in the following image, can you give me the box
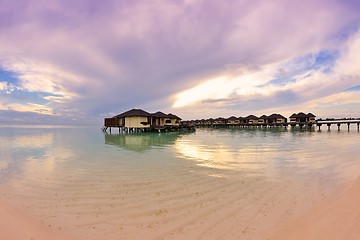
[0,126,359,239]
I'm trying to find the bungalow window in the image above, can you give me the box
[165,120,171,123]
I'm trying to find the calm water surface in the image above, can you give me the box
[0,126,359,239]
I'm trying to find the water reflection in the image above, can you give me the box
[173,128,360,181]
[0,127,73,183]
[104,132,194,152]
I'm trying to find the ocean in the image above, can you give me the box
[0,125,359,239]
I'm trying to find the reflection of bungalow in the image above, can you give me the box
[227,116,239,125]
[114,109,152,128]
[245,115,259,124]
[289,112,316,123]
[267,113,287,124]
[105,132,185,152]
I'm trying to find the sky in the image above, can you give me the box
[0,0,360,125]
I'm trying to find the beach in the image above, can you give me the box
[1,175,360,240]
[269,175,360,240]
[0,198,73,240]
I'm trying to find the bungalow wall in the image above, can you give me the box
[248,119,259,124]
[125,116,151,128]
[169,118,180,126]
[227,120,239,125]
[104,118,121,127]
[153,117,165,126]
[164,118,173,126]
[307,117,316,123]
[276,118,287,123]
[258,119,266,124]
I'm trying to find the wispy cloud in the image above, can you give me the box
[0,0,359,124]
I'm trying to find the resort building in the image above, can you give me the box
[289,112,316,123]
[168,113,182,126]
[245,115,259,124]
[307,113,316,123]
[114,109,152,129]
[214,117,226,125]
[103,109,189,133]
[227,116,240,125]
[267,113,287,124]
[238,116,246,124]
[152,111,170,127]
[258,115,268,124]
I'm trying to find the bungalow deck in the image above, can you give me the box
[102,125,195,134]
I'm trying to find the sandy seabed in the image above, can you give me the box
[1,175,360,240]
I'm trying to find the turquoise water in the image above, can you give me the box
[0,126,359,239]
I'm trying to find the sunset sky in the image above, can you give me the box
[0,0,360,125]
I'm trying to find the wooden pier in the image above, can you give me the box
[183,119,360,131]
[316,119,360,131]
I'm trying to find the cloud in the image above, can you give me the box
[0,0,359,124]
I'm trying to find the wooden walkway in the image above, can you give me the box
[316,120,360,131]
[187,119,360,131]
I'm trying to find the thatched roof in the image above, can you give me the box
[227,116,238,120]
[168,113,182,120]
[296,112,308,118]
[289,113,298,118]
[307,113,316,117]
[152,111,169,118]
[115,109,152,118]
[289,112,316,118]
[259,115,268,119]
[268,113,286,119]
[215,117,226,121]
[245,115,258,120]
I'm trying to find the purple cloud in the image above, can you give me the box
[0,0,360,124]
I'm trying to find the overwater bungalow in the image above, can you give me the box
[167,113,182,126]
[103,108,192,133]
[307,113,316,123]
[113,108,152,129]
[207,118,215,125]
[258,115,268,124]
[227,116,239,125]
[238,116,246,124]
[181,111,320,129]
[214,117,226,125]
[152,111,170,127]
[245,115,259,124]
[289,112,316,123]
[267,113,287,124]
